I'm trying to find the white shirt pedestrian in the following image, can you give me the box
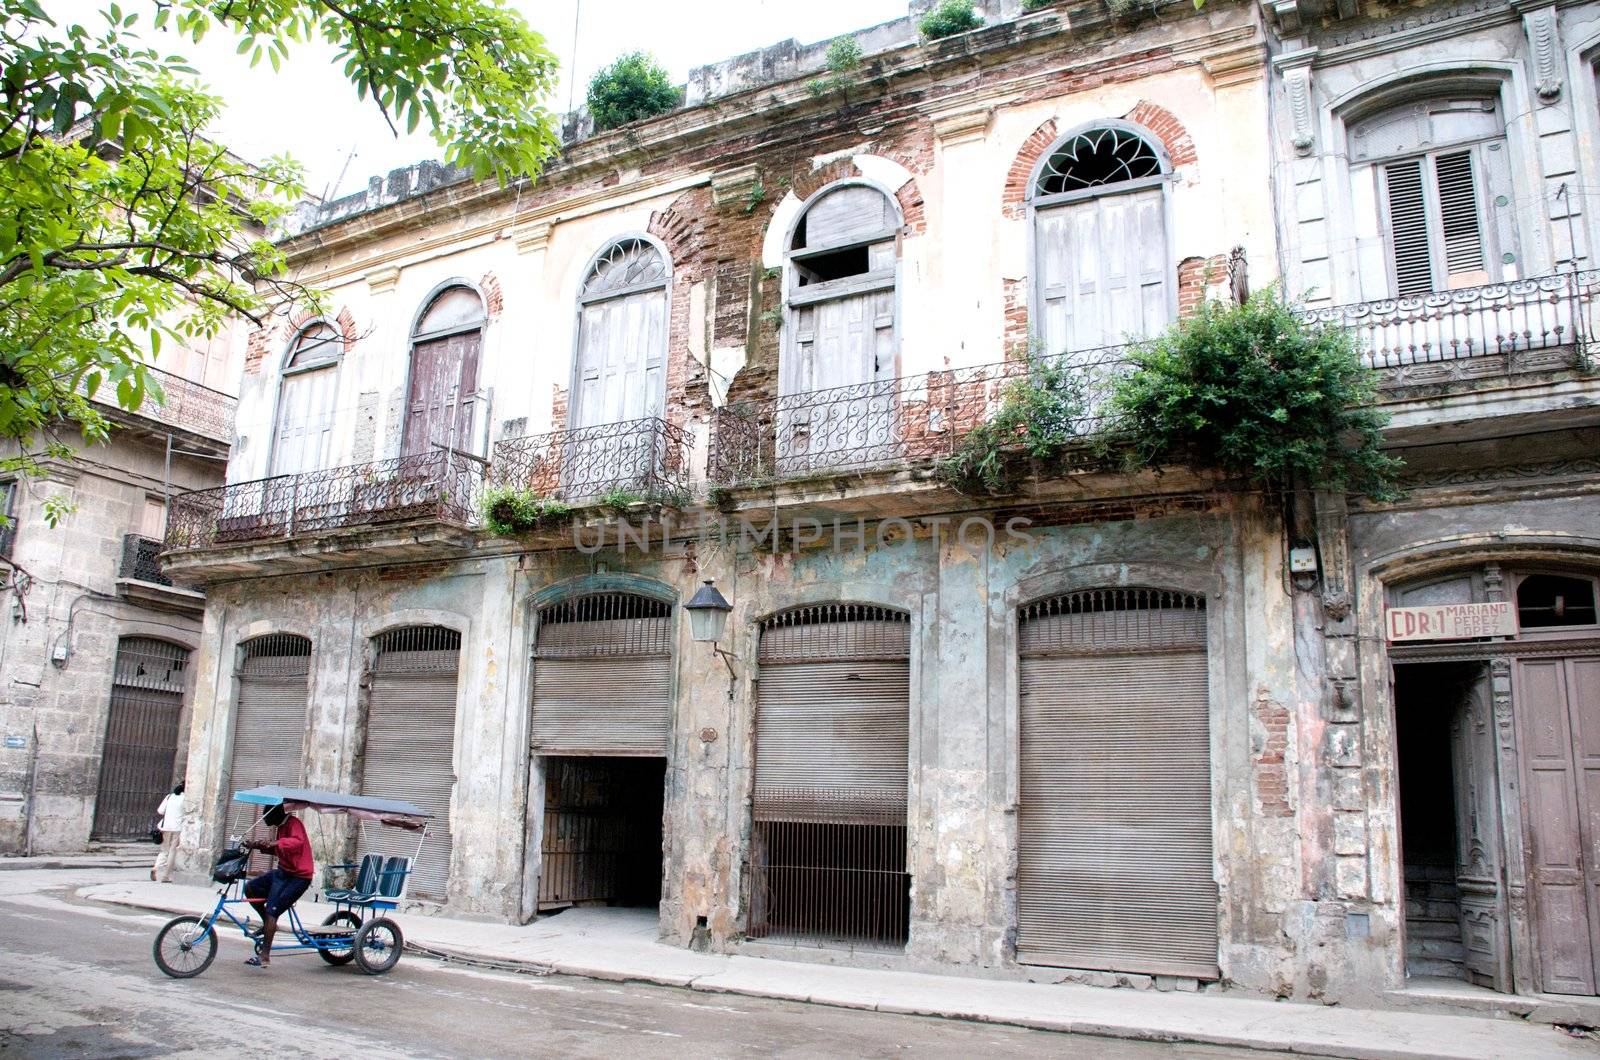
[153,786,184,882]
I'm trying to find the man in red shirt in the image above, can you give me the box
[241,802,313,967]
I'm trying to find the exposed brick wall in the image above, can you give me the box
[1001,118,1057,220]
[1002,277,1031,360]
[334,307,360,350]
[1124,100,1198,168]
[648,188,717,428]
[480,272,504,321]
[244,321,283,376]
[1253,689,1293,819]
[1178,254,1227,318]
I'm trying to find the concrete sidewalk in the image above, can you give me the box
[81,879,1596,1060]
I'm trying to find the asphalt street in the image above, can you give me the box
[0,866,1301,1059]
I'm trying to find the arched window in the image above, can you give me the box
[271,322,342,476]
[1348,96,1515,297]
[572,239,669,429]
[1029,124,1172,356]
[404,286,485,459]
[783,182,899,396]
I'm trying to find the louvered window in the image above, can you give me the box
[1382,150,1487,297]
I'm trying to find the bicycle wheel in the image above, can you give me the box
[316,910,362,966]
[153,915,217,979]
[352,916,404,975]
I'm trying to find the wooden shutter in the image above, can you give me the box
[272,366,337,476]
[1517,656,1600,995]
[754,609,909,824]
[91,638,189,840]
[1016,590,1218,979]
[225,639,310,842]
[574,287,666,430]
[403,331,480,458]
[1036,186,1169,358]
[1434,150,1485,283]
[361,631,460,901]
[531,598,673,756]
[1383,158,1434,296]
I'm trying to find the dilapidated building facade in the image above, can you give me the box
[0,335,241,854]
[162,0,1600,1010]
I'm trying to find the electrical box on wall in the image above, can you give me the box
[1289,547,1319,574]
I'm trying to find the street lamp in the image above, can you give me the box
[685,579,737,676]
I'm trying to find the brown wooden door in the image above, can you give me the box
[402,331,480,459]
[1518,654,1600,995]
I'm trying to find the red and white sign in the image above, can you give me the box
[1386,601,1517,642]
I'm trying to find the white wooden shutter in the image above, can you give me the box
[1036,187,1169,357]
[1383,159,1434,296]
[272,367,336,476]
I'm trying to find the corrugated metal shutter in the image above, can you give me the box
[360,629,460,901]
[225,635,311,845]
[1016,589,1218,979]
[91,638,190,840]
[531,595,672,756]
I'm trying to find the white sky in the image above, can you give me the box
[57,0,909,198]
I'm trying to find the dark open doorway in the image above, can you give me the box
[538,756,664,912]
[1393,661,1506,989]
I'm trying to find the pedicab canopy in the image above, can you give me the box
[232,785,429,829]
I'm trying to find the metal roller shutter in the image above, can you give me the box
[530,596,672,756]
[1017,589,1218,979]
[361,633,459,901]
[225,637,311,848]
[750,606,911,945]
[92,638,190,840]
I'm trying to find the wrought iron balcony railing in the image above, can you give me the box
[489,416,694,504]
[1299,270,1597,371]
[165,450,481,551]
[119,534,170,585]
[88,365,237,443]
[709,348,1129,486]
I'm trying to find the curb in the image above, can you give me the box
[79,889,1584,1060]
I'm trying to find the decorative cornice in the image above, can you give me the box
[509,220,552,255]
[364,265,401,293]
[709,164,763,209]
[1400,456,1600,491]
[927,105,993,146]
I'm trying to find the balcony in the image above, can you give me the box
[1301,271,1596,384]
[115,533,204,614]
[162,451,482,581]
[708,348,1128,487]
[88,366,238,454]
[489,417,694,504]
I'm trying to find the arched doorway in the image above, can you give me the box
[1387,565,1600,995]
[91,638,191,840]
[749,603,911,947]
[529,593,672,912]
[362,626,461,901]
[1015,587,1217,978]
[226,634,311,852]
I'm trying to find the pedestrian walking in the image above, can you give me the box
[152,781,184,882]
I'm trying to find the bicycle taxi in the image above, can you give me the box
[152,785,430,978]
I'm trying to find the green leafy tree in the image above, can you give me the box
[919,0,983,40]
[587,52,680,132]
[0,0,559,491]
[1108,292,1402,499]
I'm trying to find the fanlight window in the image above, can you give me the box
[414,286,486,336]
[1034,127,1163,198]
[581,239,668,301]
[286,322,340,368]
[1517,573,1598,629]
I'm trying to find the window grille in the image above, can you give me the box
[1034,127,1162,197]
[535,593,673,657]
[1019,588,1206,656]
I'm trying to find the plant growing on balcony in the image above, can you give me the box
[936,353,1089,495]
[919,0,983,40]
[587,52,681,132]
[595,487,647,512]
[1107,292,1402,499]
[480,486,572,537]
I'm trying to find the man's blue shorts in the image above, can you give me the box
[244,867,311,918]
